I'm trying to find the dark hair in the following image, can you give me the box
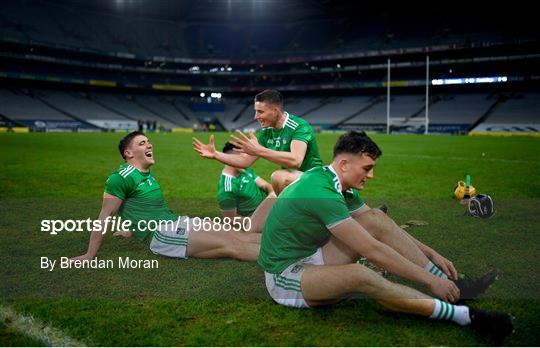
[222,142,239,154]
[254,89,283,108]
[333,131,382,159]
[118,131,145,160]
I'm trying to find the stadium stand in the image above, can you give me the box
[37,90,131,121]
[131,95,193,128]
[2,1,530,59]
[0,1,538,133]
[486,93,540,124]
[0,88,70,120]
[91,93,179,128]
[427,94,496,125]
[307,96,375,126]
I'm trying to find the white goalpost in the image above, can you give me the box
[386,55,431,134]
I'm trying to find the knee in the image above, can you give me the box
[270,170,287,185]
[368,209,397,237]
[351,264,387,294]
[358,209,386,239]
[223,231,248,256]
[368,207,387,220]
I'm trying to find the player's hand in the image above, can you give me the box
[430,252,458,280]
[428,277,460,303]
[229,130,262,156]
[113,230,133,238]
[69,253,94,263]
[192,135,216,159]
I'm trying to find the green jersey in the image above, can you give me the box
[258,165,365,274]
[104,164,177,245]
[257,112,322,172]
[217,167,267,216]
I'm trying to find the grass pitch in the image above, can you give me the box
[1,132,539,346]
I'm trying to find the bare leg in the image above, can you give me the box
[237,232,261,244]
[354,208,430,268]
[270,170,302,196]
[247,193,276,233]
[322,235,359,265]
[301,263,434,316]
[187,229,259,261]
[312,236,435,315]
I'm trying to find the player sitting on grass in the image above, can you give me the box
[193,89,322,232]
[70,131,261,263]
[217,142,274,219]
[193,89,322,195]
[258,131,513,344]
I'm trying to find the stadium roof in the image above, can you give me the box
[35,0,537,26]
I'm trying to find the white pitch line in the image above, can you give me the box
[0,304,86,347]
[384,153,539,165]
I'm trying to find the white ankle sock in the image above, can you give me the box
[429,299,471,326]
[425,261,449,280]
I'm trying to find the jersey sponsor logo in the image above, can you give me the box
[119,165,136,178]
[269,136,282,148]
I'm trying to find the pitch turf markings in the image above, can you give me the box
[0,304,86,346]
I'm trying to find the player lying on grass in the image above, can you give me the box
[70,131,261,263]
[217,142,274,219]
[193,89,322,231]
[258,131,512,344]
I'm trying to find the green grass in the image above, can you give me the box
[1,132,539,346]
[0,323,44,346]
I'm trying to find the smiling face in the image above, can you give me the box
[123,135,154,170]
[254,101,281,128]
[334,153,376,191]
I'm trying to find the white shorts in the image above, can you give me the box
[149,217,191,259]
[264,248,325,308]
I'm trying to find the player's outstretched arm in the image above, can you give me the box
[221,209,237,219]
[230,131,307,169]
[113,230,133,238]
[193,134,257,168]
[351,206,458,280]
[70,193,123,262]
[401,229,458,280]
[330,219,460,303]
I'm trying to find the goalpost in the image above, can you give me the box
[386,56,430,134]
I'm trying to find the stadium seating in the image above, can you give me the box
[3,87,536,132]
[0,89,71,120]
[307,96,374,126]
[486,93,540,124]
[427,94,495,125]
[37,90,131,121]
[0,1,513,59]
